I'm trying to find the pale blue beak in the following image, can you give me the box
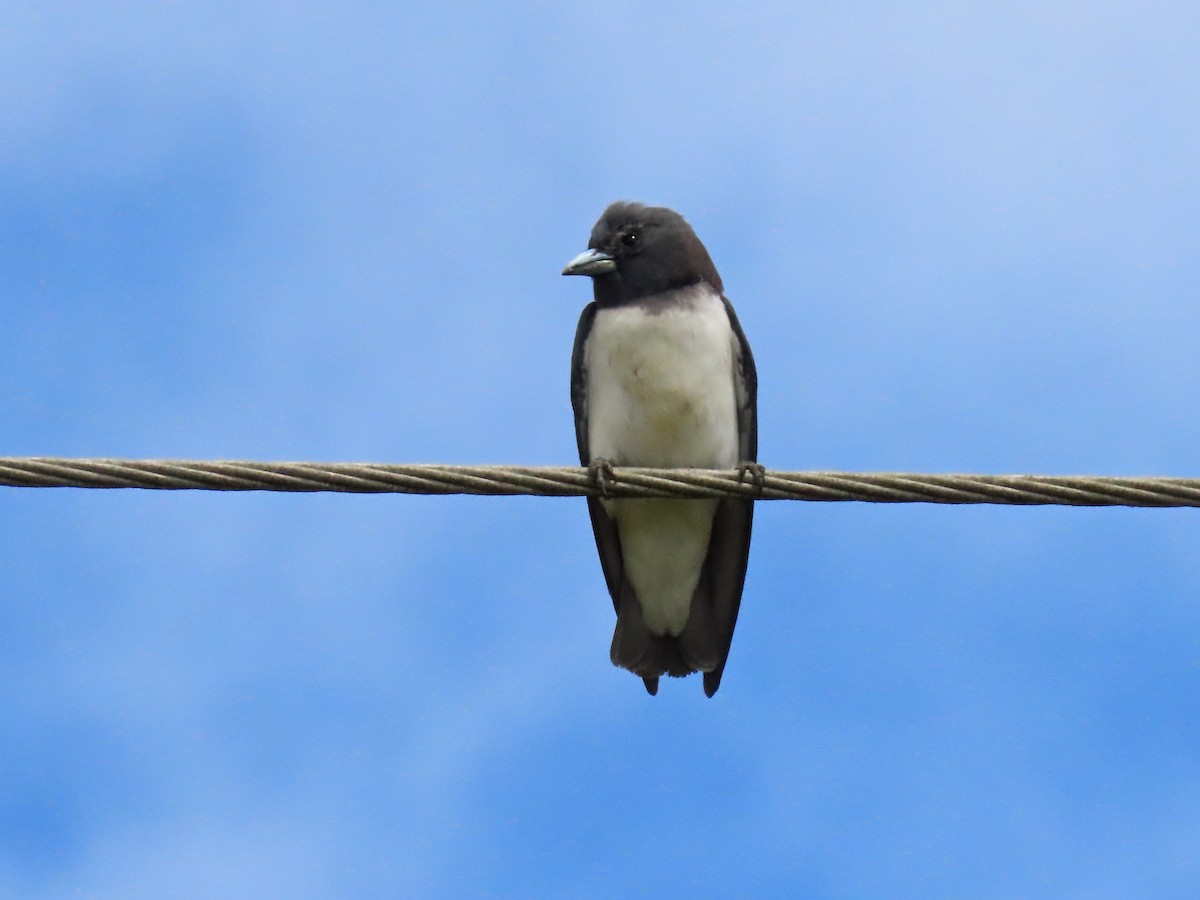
[562,248,616,276]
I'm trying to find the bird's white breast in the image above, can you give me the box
[584,283,739,470]
[584,283,741,635]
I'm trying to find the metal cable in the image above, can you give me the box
[2,457,1199,507]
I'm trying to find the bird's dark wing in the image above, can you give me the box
[722,294,758,462]
[571,302,624,611]
[701,295,758,697]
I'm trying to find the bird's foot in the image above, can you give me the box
[589,458,617,499]
[737,461,767,495]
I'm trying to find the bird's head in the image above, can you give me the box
[562,202,722,305]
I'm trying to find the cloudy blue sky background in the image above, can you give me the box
[3,2,1200,896]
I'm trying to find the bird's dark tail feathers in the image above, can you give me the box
[610,572,727,696]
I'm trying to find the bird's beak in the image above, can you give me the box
[562,248,616,276]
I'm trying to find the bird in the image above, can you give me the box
[562,201,758,697]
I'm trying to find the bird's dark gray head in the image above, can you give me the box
[562,202,723,306]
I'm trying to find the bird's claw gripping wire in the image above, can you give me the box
[589,458,617,499]
[737,461,767,495]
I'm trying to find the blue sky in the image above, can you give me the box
[3,2,1200,896]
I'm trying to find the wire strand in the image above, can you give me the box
[2,457,1199,507]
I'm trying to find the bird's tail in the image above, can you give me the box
[610,572,725,695]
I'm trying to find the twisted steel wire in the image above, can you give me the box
[2,457,1200,507]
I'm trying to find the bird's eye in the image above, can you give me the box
[621,231,640,247]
